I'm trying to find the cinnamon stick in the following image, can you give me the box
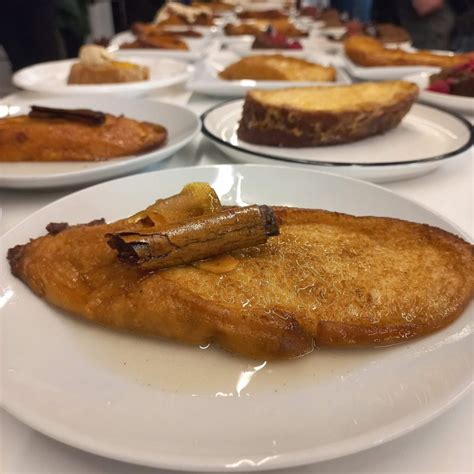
[29,105,106,126]
[108,205,279,270]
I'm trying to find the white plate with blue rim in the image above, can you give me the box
[0,96,200,189]
[201,99,473,182]
[1,164,472,471]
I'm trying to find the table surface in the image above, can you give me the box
[1,87,473,474]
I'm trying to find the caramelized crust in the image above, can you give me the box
[219,55,336,82]
[237,81,418,146]
[157,13,215,26]
[345,36,474,68]
[224,20,307,37]
[192,1,234,13]
[224,23,263,36]
[67,62,149,84]
[131,22,202,37]
[0,114,167,161]
[8,206,473,359]
[238,9,288,20]
[120,33,188,50]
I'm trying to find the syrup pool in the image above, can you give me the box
[70,318,384,397]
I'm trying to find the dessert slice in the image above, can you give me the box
[345,36,474,68]
[0,105,167,161]
[120,33,188,51]
[154,2,215,26]
[428,59,474,97]
[224,23,264,36]
[67,45,149,84]
[252,31,302,49]
[131,22,202,37]
[237,81,418,146]
[9,183,473,359]
[219,55,336,82]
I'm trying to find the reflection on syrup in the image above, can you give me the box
[71,319,381,397]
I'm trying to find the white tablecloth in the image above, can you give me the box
[1,87,473,474]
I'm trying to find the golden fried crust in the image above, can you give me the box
[219,55,336,82]
[345,35,474,67]
[120,33,189,50]
[238,10,288,20]
[8,207,474,360]
[0,114,167,161]
[157,13,215,26]
[237,82,418,146]
[67,62,149,84]
[224,23,263,36]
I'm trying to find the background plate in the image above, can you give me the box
[13,57,193,97]
[227,38,316,58]
[404,71,474,114]
[343,57,439,80]
[0,96,200,189]
[201,100,473,182]
[188,50,351,97]
[1,164,473,471]
[110,31,217,61]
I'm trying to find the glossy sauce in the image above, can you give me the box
[72,321,379,397]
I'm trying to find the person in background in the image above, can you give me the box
[112,0,166,33]
[0,0,62,72]
[331,0,373,22]
[372,0,456,50]
[0,0,90,72]
[450,0,474,52]
[56,0,90,58]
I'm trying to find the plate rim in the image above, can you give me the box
[343,56,440,75]
[1,163,473,471]
[201,99,473,167]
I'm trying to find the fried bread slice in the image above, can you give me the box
[0,113,167,161]
[68,60,149,84]
[120,33,189,51]
[345,35,474,68]
[238,81,418,146]
[8,192,473,360]
[219,55,336,81]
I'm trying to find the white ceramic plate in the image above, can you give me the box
[404,71,474,114]
[1,164,472,471]
[109,31,217,61]
[320,38,411,55]
[146,25,218,38]
[153,24,221,35]
[320,26,346,39]
[188,50,351,97]
[344,56,439,81]
[13,56,193,97]
[201,100,473,182]
[228,38,316,57]
[0,96,200,189]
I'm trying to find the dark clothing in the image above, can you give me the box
[0,0,90,72]
[450,5,474,51]
[112,0,166,33]
[0,0,63,71]
[372,0,456,50]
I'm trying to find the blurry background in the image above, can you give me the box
[0,0,472,96]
